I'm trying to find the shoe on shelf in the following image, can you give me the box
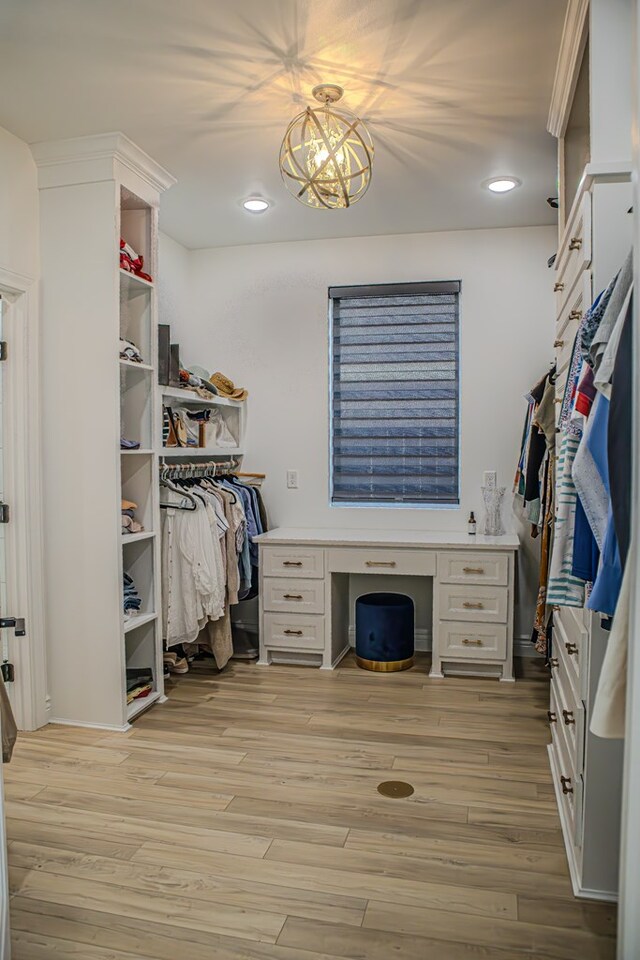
[163,651,177,665]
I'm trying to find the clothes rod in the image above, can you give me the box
[159,457,241,478]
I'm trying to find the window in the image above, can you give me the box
[330,281,460,506]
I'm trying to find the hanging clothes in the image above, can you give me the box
[514,366,557,650]
[161,469,267,672]
[608,299,633,571]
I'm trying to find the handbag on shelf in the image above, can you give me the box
[164,406,188,448]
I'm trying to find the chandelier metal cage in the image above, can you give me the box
[279,84,374,209]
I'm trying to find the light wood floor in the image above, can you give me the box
[5,654,616,959]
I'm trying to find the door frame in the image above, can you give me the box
[0,265,47,731]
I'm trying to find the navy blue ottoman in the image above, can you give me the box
[355,593,414,672]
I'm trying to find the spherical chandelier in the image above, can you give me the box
[279,84,374,210]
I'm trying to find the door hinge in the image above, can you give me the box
[0,342,7,361]
[0,617,25,636]
[1,662,14,683]
[0,502,9,523]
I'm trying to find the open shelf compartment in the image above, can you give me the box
[125,617,159,721]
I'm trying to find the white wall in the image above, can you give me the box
[158,231,191,333]
[0,124,39,279]
[161,225,556,638]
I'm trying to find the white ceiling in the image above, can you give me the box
[0,0,565,249]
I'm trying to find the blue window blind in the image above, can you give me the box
[330,281,460,506]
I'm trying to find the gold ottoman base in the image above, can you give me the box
[355,655,414,673]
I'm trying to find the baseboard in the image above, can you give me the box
[514,636,538,658]
[232,617,259,634]
[49,717,129,733]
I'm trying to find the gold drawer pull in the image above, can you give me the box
[554,339,564,348]
[569,237,582,250]
[283,594,303,601]
[569,309,582,321]
[560,775,573,795]
[554,281,564,292]
[547,711,557,723]
[462,601,484,609]
[462,566,484,574]
[365,561,397,567]
[283,561,303,567]
[562,709,575,726]
[565,642,579,657]
[550,658,559,669]
[283,628,303,636]
[462,638,483,646]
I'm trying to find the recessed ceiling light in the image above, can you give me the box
[243,197,270,213]
[484,177,521,194]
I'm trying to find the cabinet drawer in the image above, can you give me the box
[553,607,583,703]
[554,192,592,312]
[437,584,508,623]
[439,621,507,660]
[438,552,508,586]
[555,269,591,357]
[263,613,325,651]
[262,547,324,579]
[550,668,582,771]
[263,578,325,615]
[327,547,436,577]
[549,718,577,832]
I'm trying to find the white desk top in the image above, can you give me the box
[255,527,520,550]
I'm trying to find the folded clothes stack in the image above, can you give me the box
[120,437,141,450]
[123,573,142,616]
[120,337,144,364]
[125,667,154,705]
[120,238,153,282]
[122,499,144,535]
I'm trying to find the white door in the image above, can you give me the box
[0,294,11,958]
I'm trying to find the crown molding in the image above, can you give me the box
[548,0,589,138]
[31,132,176,194]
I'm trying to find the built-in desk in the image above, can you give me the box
[255,528,519,680]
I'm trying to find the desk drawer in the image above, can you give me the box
[327,547,436,577]
[439,552,508,586]
[262,547,324,579]
[263,578,325,615]
[438,584,508,623]
[439,621,507,660]
[263,613,325,651]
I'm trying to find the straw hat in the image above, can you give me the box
[210,372,248,401]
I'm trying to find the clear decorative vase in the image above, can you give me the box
[482,485,506,536]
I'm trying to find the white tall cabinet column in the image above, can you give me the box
[33,134,175,729]
[547,0,632,901]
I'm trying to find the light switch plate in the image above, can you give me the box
[286,470,299,489]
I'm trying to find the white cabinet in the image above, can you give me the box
[546,0,631,900]
[34,134,175,729]
[257,530,517,678]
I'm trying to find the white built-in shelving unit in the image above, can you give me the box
[158,385,247,460]
[34,132,175,729]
